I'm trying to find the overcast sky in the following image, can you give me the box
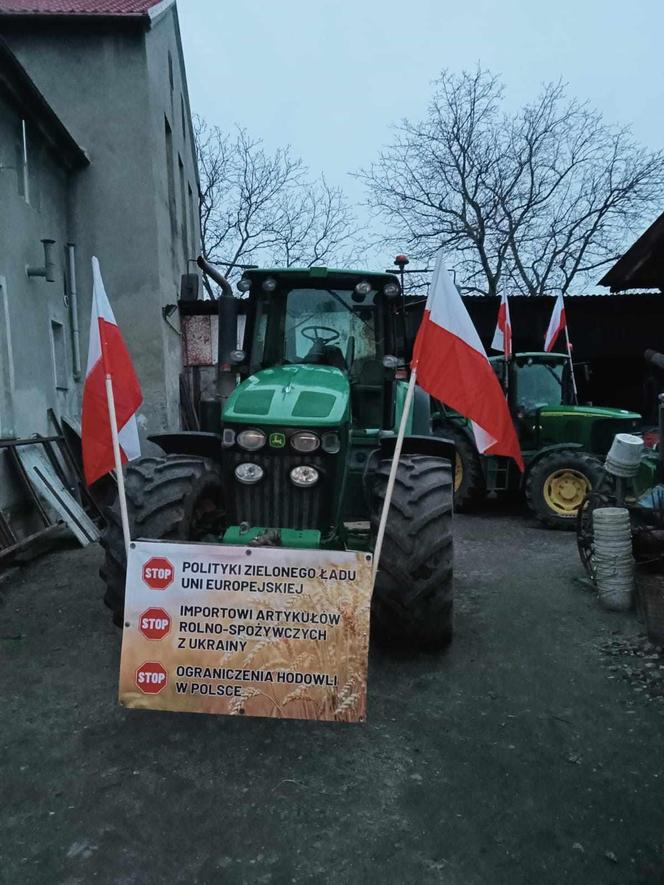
[178,0,663,268]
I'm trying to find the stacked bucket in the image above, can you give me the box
[591,508,634,611]
[604,433,644,479]
[590,433,643,611]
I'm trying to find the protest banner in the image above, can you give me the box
[119,540,372,722]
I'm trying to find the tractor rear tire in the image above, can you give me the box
[525,449,604,531]
[370,454,454,650]
[100,455,225,625]
[434,420,485,510]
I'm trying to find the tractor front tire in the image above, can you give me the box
[525,449,604,531]
[100,455,225,624]
[370,454,454,650]
[434,420,485,510]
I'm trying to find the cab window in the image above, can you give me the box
[516,360,564,411]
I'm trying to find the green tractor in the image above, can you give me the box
[100,261,456,649]
[433,351,642,529]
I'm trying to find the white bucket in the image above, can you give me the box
[592,507,634,611]
[604,433,644,478]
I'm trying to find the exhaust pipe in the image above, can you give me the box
[196,255,238,403]
[644,349,664,371]
[196,254,233,297]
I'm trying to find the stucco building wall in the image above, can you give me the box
[0,1,200,529]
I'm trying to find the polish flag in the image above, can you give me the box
[491,288,512,358]
[412,256,523,469]
[82,257,142,485]
[544,293,566,352]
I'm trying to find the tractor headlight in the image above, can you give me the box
[354,280,372,296]
[384,281,400,299]
[237,429,267,451]
[321,432,341,454]
[237,277,251,292]
[222,428,236,448]
[262,277,277,292]
[291,431,320,453]
[234,463,264,484]
[290,465,319,487]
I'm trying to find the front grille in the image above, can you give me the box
[227,450,333,531]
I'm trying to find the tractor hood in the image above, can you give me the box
[223,364,350,427]
[535,403,642,457]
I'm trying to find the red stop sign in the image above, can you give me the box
[142,557,174,590]
[139,607,171,640]
[136,662,168,694]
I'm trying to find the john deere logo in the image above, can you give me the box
[269,432,285,448]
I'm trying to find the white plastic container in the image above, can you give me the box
[592,507,634,611]
[604,433,644,478]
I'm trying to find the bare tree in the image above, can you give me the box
[195,117,363,285]
[360,69,664,295]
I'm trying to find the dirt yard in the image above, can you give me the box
[1,504,663,885]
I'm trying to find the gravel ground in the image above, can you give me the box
[1,504,663,885]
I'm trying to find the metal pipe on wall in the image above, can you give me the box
[66,243,82,380]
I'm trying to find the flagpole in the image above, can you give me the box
[371,365,418,584]
[564,322,579,404]
[104,375,131,555]
[98,301,132,557]
[503,284,510,402]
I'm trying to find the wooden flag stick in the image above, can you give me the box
[371,365,418,585]
[104,374,131,555]
[563,322,578,404]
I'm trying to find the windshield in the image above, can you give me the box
[516,360,564,411]
[284,288,382,370]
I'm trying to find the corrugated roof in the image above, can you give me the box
[465,291,663,299]
[0,0,162,15]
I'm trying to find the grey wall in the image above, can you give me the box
[0,88,78,524]
[0,92,80,436]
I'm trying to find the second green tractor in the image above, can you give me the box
[433,352,642,528]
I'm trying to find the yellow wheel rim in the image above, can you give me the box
[543,468,590,516]
[454,454,464,492]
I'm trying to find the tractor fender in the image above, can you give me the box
[432,411,475,443]
[375,433,456,466]
[361,434,456,504]
[148,432,222,461]
[521,442,585,488]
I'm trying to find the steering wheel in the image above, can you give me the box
[301,325,340,345]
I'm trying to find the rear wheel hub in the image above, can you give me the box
[544,468,590,515]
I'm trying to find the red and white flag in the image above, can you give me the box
[491,288,512,357]
[544,293,566,352]
[82,257,142,486]
[412,256,523,469]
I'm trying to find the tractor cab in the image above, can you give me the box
[490,352,572,414]
[237,267,404,432]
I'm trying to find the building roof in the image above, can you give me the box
[0,37,88,169]
[0,0,164,15]
[599,212,664,292]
